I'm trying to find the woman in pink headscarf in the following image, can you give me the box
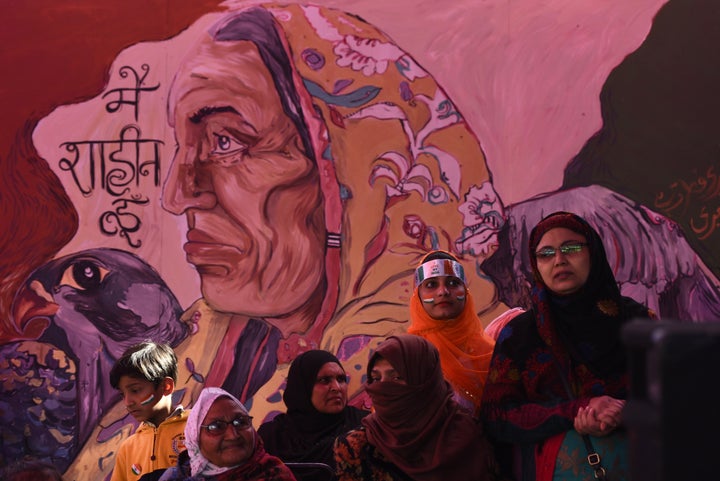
[157,387,296,481]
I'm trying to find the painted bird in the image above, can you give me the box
[0,248,188,471]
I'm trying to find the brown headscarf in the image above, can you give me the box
[407,251,495,412]
[362,334,496,481]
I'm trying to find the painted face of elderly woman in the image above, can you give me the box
[163,20,326,333]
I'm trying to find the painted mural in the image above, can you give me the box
[1,0,719,479]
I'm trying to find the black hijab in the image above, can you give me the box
[257,350,367,472]
[528,211,652,377]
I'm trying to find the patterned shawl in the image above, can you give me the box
[481,212,655,481]
[166,0,506,437]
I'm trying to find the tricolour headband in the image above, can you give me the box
[414,259,466,286]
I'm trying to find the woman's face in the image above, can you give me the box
[199,397,255,467]
[369,357,406,384]
[534,227,591,295]
[164,38,326,324]
[310,362,348,414]
[417,275,466,320]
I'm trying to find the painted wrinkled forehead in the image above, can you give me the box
[414,258,466,287]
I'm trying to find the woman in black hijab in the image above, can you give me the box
[258,350,368,480]
[481,211,655,481]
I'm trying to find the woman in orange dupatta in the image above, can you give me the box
[407,250,496,415]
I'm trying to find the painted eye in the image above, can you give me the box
[211,133,247,156]
[59,260,109,291]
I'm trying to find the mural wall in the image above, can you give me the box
[1,0,719,479]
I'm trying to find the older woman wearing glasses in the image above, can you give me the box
[155,387,296,481]
[481,211,656,481]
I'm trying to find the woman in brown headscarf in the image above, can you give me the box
[334,334,498,481]
[408,250,496,415]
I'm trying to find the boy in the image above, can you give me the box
[109,341,188,481]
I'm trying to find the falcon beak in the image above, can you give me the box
[7,280,59,342]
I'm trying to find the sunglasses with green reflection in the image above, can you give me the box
[534,242,588,260]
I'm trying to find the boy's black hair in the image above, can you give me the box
[109,341,178,389]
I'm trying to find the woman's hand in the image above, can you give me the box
[574,396,625,436]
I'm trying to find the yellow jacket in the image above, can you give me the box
[110,407,189,481]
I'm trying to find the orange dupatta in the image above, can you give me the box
[408,289,495,412]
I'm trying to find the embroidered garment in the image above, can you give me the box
[481,212,654,481]
[334,428,414,481]
[536,430,629,481]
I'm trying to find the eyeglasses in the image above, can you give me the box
[315,374,348,385]
[200,416,253,436]
[535,243,588,260]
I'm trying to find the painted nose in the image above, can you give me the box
[161,153,217,214]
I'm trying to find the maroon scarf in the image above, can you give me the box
[362,335,496,481]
